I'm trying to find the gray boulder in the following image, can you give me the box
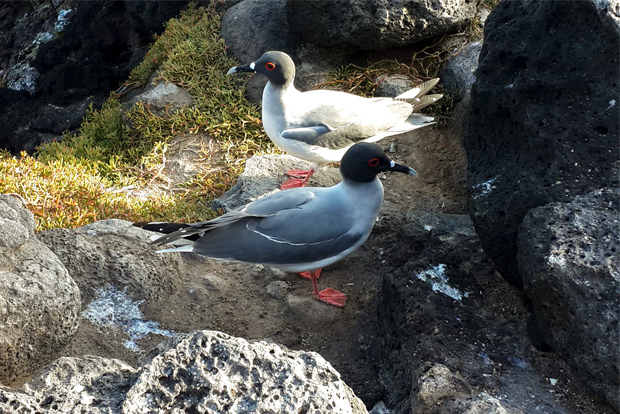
[0,356,136,413]
[374,74,419,99]
[0,195,81,386]
[286,0,479,50]
[126,81,194,117]
[221,0,294,105]
[22,356,138,413]
[221,0,349,105]
[37,219,183,306]
[463,0,620,286]
[411,363,515,414]
[1,330,367,413]
[440,40,482,100]
[378,209,575,414]
[221,0,293,64]
[123,330,367,413]
[0,385,49,414]
[518,188,620,410]
[412,363,471,412]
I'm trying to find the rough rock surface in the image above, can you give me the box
[123,330,367,413]
[374,74,418,99]
[463,0,620,286]
[0,1,75,92]
[126,81,194,117]
[37,219,183,306]
[440,40,482,100]
[221,0,351,106]
[376,209,575,414]
[518,188,620,410]
[411,363,514,414]
[221,0,294,65]
[286,0,479,50]
[413,363,472,410]
[22,356,137,413]
[0,385,46,414]
[0,0,194,153]
[0,331,368,413]
[0,195,81,386]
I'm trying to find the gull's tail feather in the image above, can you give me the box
[395,78,441,102]
[409,94,443,112]
[361,113,436,143]
[134,221,202,246]
[134,210,272,247]
[398,113,436,130]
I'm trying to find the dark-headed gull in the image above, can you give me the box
[134,142,417,307]
[227,51,441,189]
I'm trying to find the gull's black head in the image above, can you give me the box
[227,51,295,87]
[340,142,418,183]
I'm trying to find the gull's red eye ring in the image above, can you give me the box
[368,158,380,167]
[265,62,276,71]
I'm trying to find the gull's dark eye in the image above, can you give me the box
[368,158,380,167]
[265,62,276,71]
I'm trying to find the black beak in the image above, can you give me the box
[388,161,418,176]
[227,63,255,75]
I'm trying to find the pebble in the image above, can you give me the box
[266,281,289,299]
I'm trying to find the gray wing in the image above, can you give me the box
[192,190,362,266]
[241,187,315,214]
[280,126,331,142]
[281,126,359,150]
[241,187,358,246]
[152,188,316,246]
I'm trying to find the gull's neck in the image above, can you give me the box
[339,177,385,207]
[265,78,298,96]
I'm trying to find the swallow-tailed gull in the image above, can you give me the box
[227,51,441,189]
[134,142,417,307]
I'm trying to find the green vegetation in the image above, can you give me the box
[0,150,214,229]
[1,4,272,231]
[324,61,409,97]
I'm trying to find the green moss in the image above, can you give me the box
[36,97,133,178]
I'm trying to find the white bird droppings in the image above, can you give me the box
[82,285,174,352]
[472,177,497,199]
[414,264,468,301]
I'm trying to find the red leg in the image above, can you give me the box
[286,169,312,178]
[280,168,315,189]
[297,268,321,280]
[301,268,347,307]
